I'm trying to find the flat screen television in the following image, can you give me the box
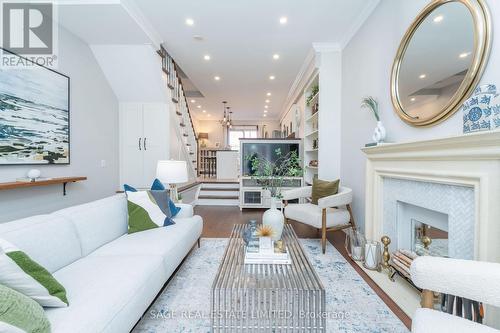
[241,141,301,176]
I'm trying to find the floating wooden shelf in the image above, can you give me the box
[0,177,87,196]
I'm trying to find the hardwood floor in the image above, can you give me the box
[194,205,412,330]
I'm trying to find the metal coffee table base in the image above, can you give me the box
[211,224,326,332]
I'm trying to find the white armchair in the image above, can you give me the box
[410,256,500,333]
[282,186,356,254]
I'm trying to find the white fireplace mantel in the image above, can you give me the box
[362,130,500,263]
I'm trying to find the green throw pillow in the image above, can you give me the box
[311,179,340,204]
[0,239,68,307]
[0,284,51,333]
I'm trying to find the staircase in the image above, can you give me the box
[197,182,240,206]
[157,46,198,179]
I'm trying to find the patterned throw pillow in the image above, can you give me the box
[126,191,175,234]
[0,284,51,333]
[124,179,181,217]
[149,190,175,226]
[0,239,68,307]
[311,179,340,204]
[150,179,181,217]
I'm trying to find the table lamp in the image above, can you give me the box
[198,132,208,148]
[156,160,188,202]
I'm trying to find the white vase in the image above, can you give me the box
[372,121,386,143]
[262,197,284,241]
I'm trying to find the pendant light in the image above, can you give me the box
[221,101,227,124]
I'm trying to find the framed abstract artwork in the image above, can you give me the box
[0,48,70,165]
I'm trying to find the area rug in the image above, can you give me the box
[133,238,410,333]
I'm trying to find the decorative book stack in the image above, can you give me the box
[390,249,418,279]
[244,237,291,265]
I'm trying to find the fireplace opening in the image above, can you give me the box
[397,201,449,257]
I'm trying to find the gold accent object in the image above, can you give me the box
[256,225,275,238]
[422,236,432,249]
[390,0,492,127]
[381,236,391,269]
[381,236,394,280]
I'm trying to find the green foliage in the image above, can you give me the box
[306,84,319,107]
[361,96,380,121]
[244,148,303,199]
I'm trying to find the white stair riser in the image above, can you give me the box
[201,183,239,190]
[197,199,240,206]
[199,190,239,197]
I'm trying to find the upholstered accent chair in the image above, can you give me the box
[282,186,356,254]
[411,256,500,333]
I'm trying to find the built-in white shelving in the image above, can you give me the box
[303,73,319,185]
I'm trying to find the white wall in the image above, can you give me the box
[0,27,119,223]
[195,119,280,148]
[341,0,500,231]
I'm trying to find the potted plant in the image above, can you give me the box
[177,193,183,204]
[245,148,302,240]
[306,84,319,107]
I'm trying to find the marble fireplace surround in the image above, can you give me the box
[363,130,500,263]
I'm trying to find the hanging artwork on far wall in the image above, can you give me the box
[0,49,70,165]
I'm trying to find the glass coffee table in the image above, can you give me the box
[211,224,326,332]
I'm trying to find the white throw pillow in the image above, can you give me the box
[0,238,68,307]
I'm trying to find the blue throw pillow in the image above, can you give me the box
[123,184,137,192]
[151,178,165,191]
[163,216,176,226]
[169,200,181,217]
[150,179,181,217]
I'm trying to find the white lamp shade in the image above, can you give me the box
[156,160,188,184]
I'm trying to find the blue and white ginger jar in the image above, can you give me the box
[462,84,500,134]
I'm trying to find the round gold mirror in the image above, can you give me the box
[391,0,492,126]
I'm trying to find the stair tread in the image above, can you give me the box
[198,195,239,200]
[200,188,239,191]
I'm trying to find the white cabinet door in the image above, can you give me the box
[120,104,144,187]
[142,103,169,184]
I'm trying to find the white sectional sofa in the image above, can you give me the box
[0,194,203,333]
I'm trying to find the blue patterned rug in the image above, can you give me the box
[133,238,409,333]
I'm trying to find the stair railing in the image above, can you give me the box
[157,45,199,178]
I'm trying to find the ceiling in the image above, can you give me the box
[132,0,378,120]
[57,0,379,121]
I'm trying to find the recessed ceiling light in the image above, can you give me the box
[265,99,270,103]
[202,110,206,113]
[185,18,194,26]
[264,110,268,113]
[264,105,268,109]
[269,75,275,80]
[419,74,427,79]
[203,55,211,61]
[266,92,271,96]
[263,114,267,117]
[410,97,416,102]
[433,15,443,23]
[279,16,288,24]
[207,114,211,117]
[459,52,470,58]
[214,76,220,81]
[190,99,196,103]
[197,105,202,108]
[273,54,280,60]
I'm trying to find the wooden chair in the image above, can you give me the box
[282,186,356,254]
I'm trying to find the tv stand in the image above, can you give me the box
[239,176,303,210]
[239,138,303,210]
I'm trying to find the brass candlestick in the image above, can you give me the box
[381,236,394,280]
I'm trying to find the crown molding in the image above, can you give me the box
[340,0,380,49]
